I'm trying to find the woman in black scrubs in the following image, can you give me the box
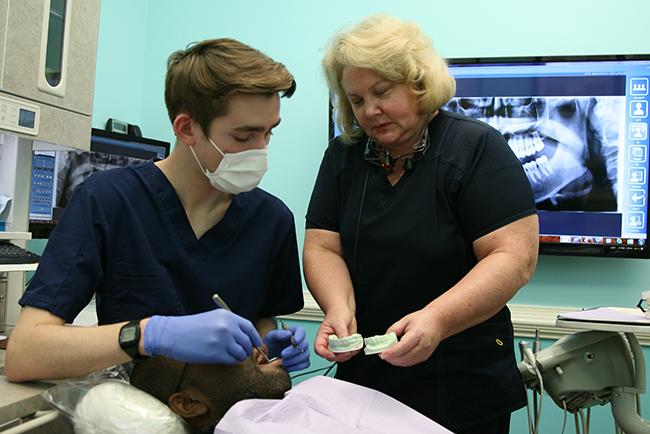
[304,14,539,434]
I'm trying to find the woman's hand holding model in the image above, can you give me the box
[381,308,445,367]
[314,309,360,362]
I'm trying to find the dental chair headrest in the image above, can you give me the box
[73,380,190,434]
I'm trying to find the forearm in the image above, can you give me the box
[303,245,355,315]
[304,229,365,359]
[425,250,535,341]
[6,315,132,382]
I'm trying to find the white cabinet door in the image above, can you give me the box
[0,0,100,116]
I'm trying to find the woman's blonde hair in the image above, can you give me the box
[323,14,456,143]
[165,38,296,135]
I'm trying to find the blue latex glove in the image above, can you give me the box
[144,309,263,364]
[263,325,311,372]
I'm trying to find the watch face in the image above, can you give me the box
[121,326,137,342]
[119,322,144,360]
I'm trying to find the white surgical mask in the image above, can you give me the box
[190,137,268,195]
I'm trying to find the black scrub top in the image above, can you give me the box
[20,162,304,324]
[306,110,536,431]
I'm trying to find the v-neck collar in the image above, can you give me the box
[138,162,246,254]
[370,165,408,199]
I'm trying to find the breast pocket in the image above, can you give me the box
[102,262,181,320]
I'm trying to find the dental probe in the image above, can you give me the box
[211,293,274,363]
[280,320,299,348]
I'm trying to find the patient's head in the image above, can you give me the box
[130,350,291,430]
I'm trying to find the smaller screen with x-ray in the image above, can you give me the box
[28,129,170,238]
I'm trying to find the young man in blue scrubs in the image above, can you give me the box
[5,38,309,381]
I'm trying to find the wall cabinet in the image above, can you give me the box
[0,0,100,150]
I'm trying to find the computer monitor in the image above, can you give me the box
[443,55,650,258]
[28,128,171,237]
[328,55,650,258]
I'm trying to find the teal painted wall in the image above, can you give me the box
[91,1,650,432]
[93,1,650,304]
[91,0,150,130]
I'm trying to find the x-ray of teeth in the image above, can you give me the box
[56,151,146,208]
[444,96,624,211]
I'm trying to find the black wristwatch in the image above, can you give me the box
[119,320,148,360]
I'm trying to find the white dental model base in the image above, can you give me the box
[328,333,364,353]
[363,332,398,355]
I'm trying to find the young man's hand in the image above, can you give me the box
[264,326,311,372]
[144,309,263,364]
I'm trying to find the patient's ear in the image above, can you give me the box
[168,388,210,419]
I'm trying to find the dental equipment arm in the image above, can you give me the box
[518,330,650,434]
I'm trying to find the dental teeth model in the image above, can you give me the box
[363,332,398,355]
[328,333,364,353]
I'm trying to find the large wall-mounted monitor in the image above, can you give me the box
[29,128,171,237]
[443,55,650,258]
[329,55,650,258]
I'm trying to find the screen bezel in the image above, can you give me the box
[90,127,170,159]
[445,54,650,258]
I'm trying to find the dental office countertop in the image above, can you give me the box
[0,348,67,431]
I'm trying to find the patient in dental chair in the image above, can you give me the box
[125,351,453,434]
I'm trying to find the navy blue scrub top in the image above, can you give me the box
[20,162,304,324]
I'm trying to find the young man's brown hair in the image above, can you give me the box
[165,38,296,134]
